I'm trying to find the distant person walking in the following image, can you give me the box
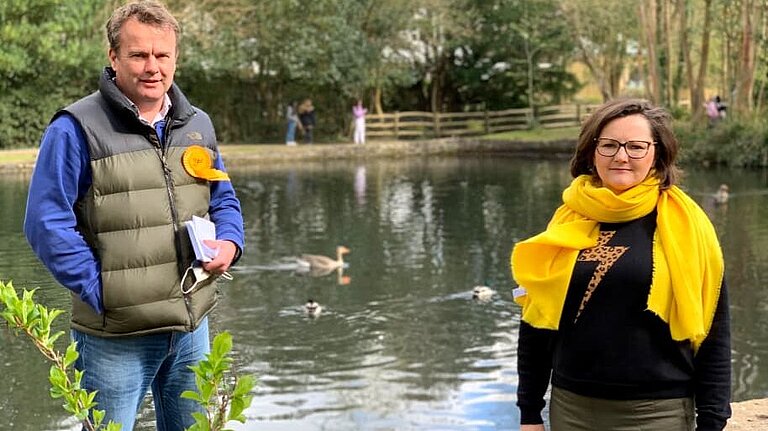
[715,95,727,119]
[285,101,301,146]
[299,99,316,144]
[705,96,723,126]
[353,99,368,145]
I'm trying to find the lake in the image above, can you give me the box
[0,155,766,430]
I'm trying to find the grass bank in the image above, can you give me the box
[482,126,580,142]
[0,127,582,171]
[0,148,39,166]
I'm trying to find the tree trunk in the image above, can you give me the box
[524,37,537,112]
[663,0,674,106]
[733,0,757,113]
[577,47,611,101]
[639,1,661,103]
[374,86,383,115]
[561,1,612,101]
[722,2,736,104]
[756,4,768,111]
[679,0,696,115]
[693,0,713,117]
[608,44,625,98]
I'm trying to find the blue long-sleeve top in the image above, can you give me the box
[24,114,245,314]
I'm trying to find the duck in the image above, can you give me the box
[472,285,496,301]
[304,299,322,316]
[297,246,350,272]
[714,184,729,205]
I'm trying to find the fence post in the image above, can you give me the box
[576,103,581,125]
[433,112,441,138]
[529,105,538,128]
[484,109,490,135]
[394,112,399,140]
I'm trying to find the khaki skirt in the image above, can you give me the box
[549,386,695,431]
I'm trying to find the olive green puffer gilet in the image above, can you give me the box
[62,71,220,337]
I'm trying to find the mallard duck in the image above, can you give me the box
[714,184,729,205]
[304,299,322,316]
[298,246,350,272]
[472,285,496,301]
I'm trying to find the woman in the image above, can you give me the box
[353,99,367,145]
[512,98,731,431]
[298,98,316,144]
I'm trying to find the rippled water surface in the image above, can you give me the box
[0,156,765,430]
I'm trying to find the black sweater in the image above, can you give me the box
[516,211,731,430]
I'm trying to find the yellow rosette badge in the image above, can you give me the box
[182,145,230,181]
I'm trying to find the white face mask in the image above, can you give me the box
[180,262,232,294]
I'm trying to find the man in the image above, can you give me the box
[23,1,244,429]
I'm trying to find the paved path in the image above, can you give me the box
[728,398,768,430]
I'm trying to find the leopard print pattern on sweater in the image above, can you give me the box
[574,231,628,322]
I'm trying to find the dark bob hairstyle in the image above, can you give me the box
[569,98,680,189]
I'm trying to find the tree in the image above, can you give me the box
[561,0,639,101]
[401,0,474,112]
[0,0,105,148]
[638,1,662,103]
[692,0,714,118]
[356,0,418,114]
[731,0,760,113]
[171,0,418,138]
[448,0,577,110]
[512,0,577,109]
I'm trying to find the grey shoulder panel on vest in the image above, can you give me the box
[63,93,154,160]
[63,93,218,160]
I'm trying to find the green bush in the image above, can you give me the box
[0,87,92,149]
[676,115,768,167]
[0,280,255,430]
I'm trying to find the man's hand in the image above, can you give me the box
[520,425,546,431]
[201,239,237,275]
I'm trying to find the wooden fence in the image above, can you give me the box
[366,103,600,139]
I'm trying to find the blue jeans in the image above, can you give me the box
[285,120,297,143]
[72,318,210,431]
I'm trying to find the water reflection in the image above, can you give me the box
[354,165,366,206]
[0,158,766,430]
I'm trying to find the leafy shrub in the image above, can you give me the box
[0,280,255,430]
[676,115,768,167]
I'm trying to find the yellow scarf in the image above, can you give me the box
[511,175,723,351]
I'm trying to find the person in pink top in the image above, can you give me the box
[353,99,368,145]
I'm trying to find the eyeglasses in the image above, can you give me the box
[595,138,656,159]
